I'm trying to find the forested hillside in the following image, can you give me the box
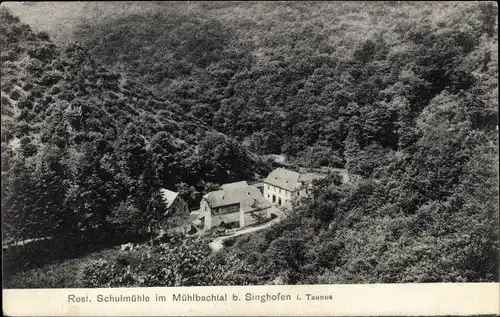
[1,6,269,254]
[2,1,499,286]
[6,2,498,166]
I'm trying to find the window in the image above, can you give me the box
[272,195,276,203]
[218,204,239,215]
[278,197,282,206]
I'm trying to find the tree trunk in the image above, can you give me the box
[149,222,154,247]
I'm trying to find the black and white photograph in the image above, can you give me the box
[1,0,498,306]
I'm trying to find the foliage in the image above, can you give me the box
[81,238,264,287]
[2,2,498,286]
[1,7,264,251]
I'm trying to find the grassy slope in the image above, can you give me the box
[6,247,138,288]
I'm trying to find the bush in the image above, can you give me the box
[9,89,21,100]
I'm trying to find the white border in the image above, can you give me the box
[3,283,499,316]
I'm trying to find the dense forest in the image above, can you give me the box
[1,1,498,287]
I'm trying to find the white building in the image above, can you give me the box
[262,167,325,207]
[200,181,272,230]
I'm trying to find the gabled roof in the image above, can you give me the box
[263,167,301,191]
[204,186,271,214]
[221,181,248,191]
[251,182,265,188]
[159,188,179,209]
[263,168,328,191]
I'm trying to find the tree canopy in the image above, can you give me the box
[1,2,498,286]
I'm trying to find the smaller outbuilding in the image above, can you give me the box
[158,188,190,234]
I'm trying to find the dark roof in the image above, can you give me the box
[204,186,271,213]
[298,172,326,182]
[221,181,249,190]
[263,167,301,191]
[251,182,265,188]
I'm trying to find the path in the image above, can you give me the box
[209,217,280,252]
[2,236,52,250]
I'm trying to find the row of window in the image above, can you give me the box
[266,185,292,196]
[266,184,313,196]
[214,204,240,215]
[168,215,188,225]
[268,194,284,206]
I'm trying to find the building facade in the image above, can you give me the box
[263,168,299,207]
[263,168,325,207]
[158,188,190,234]
[200,181,272,230]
